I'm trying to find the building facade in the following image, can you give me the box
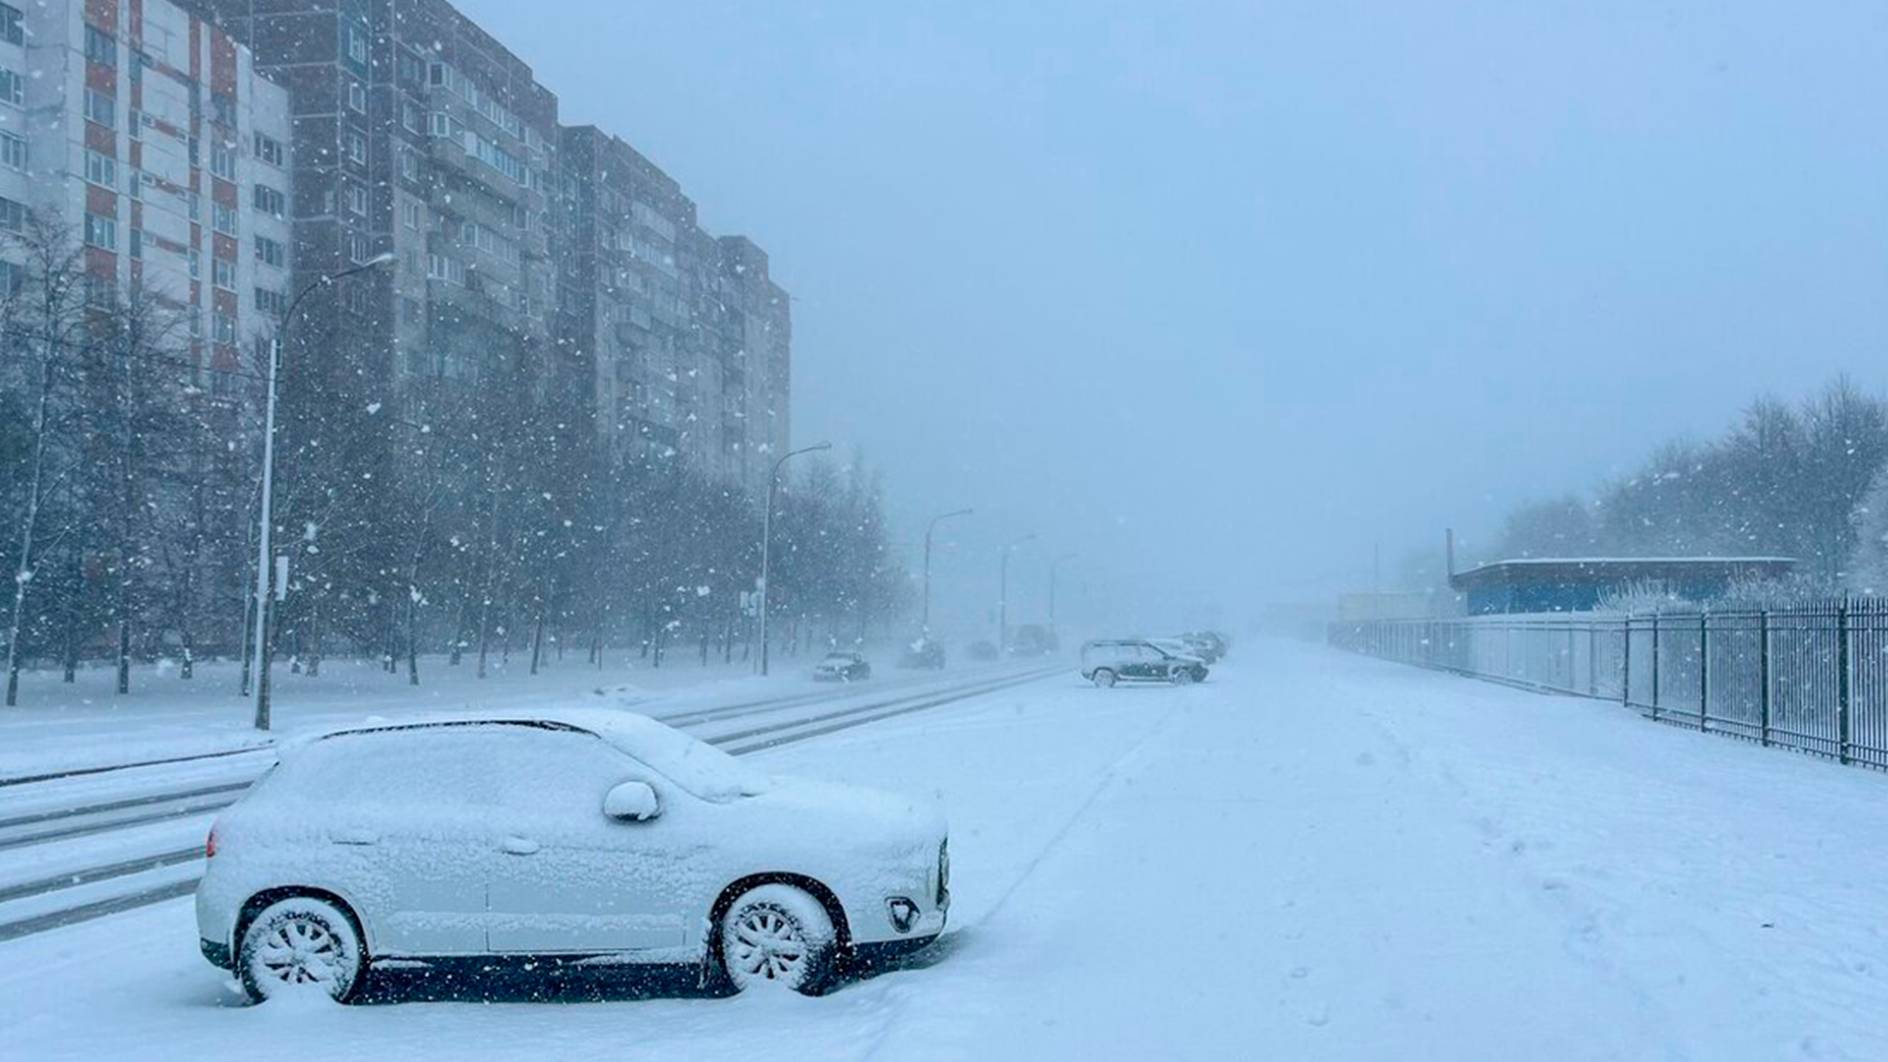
[189,0,789,495]
[558,126,790,492]
[0,0,294,389]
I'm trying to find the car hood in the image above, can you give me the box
[741,775,946,855]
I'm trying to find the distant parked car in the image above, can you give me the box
[898,638,947,670]
[1080,639,1208,687]
[1181,631,1229,662]
[966,640,999,661]
[813,651,872,682]
[196,712,949,1002]
[1007,624,1059,657]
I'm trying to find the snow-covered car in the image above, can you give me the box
[195,711,949,1002]
[812,651,872,682]
[1080,639,1208,687]
[898,638,947,669]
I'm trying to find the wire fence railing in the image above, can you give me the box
[1329,600,1888,771]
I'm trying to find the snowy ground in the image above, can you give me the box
[0,646,910,779]
[3,639,1886,1060]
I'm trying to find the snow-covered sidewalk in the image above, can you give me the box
[2,639,1884,1060]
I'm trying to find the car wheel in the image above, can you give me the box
[238,896,364,1004]
[1170,667,1195,686]
[720,884,837,995]
[1092,668,1117,688]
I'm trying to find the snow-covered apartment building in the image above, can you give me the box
[0,0,295,389]
[185,0,791,494]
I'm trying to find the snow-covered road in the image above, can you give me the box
[3,639,1885,1060]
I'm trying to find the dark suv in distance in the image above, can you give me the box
[1080,640,1209,687]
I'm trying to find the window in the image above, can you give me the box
[210,142,236,180]
[212,257,234,291]
[0,131,24,171]
[255,287,286,316]
[128,229,141,259]
[255,236,285,268]
[212,93,236,126]
[402,101,422,134]
[253,132,284,167]
[253,184,285,217]
[84,25,116,68]
[346,233,371,263]
[0,67,21,107]
[399,148,418,180]
[189,310,201,337]
[346,184,367,216]
[401,200,422,229]
[213,202,238,236]
[0,196,22,232]
[428,62,454,90]
[0,259,21,296]
[83,213,116,251]
[347,81,365,113]
[400,295,421,324]
[84,150,115,188]
[347,132,366,164]
[213,312,235,344]
[345,25,368,65]
[189,249,200,279]
[128,109,143,140]
[127,170,142,201]
[84,89,115,128]
[0,4,20,47]
[397,49,424,86]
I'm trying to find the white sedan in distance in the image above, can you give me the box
[195,710,949,1002]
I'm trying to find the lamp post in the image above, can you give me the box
[998,532,1037,655]
[921,508,973,635]
[252,252,396,731]
[758,441,831,676]
[1049,553,1077,637]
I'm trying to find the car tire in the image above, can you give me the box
[719,884,837,995]
[1170,667,1195,686]
[237,895,364,1004]
[1092,668,1117,688]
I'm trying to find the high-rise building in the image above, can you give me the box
[191,0,560,387]
[188,0,789,491]
[557,126,790,493]
[0,0,294,390]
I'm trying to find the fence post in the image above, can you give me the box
[1621,615,1631,706]
[1698,612,1709,732]
[1649,613,1661,721]
[1758,610,1771,747]
[1588,624,1598,696]
[1838,602,1851,765]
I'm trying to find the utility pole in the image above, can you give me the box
[998,533,1037,654]
[758,442,830,676]
[1049,553,1077,638]
[252,253,395,731]
[922,508,973,635]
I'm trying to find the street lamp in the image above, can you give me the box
[998,532,1037,656]
[1049,553,1078,637]
[921,507,973,635]
[252,252,397,731]
[758,441,831,676]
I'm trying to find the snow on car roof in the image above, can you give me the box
[309,708,769,803]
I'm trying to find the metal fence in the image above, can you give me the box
[1329,600,1888,771]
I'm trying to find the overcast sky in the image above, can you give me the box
[460,0,1888,635]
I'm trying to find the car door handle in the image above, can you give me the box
[500,835,540,856]
[332,829,379,846]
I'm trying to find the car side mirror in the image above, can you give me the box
[603,780,660,822]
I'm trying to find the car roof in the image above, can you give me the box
[304,709,768,803]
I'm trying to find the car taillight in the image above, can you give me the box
[205,825,219,859]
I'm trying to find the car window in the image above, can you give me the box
[489,728,651,819]
[264,729,505,808]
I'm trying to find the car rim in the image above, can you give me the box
[251,915,353,993]
[729,905,809,985]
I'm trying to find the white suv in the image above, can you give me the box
[195,711,949,1001]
